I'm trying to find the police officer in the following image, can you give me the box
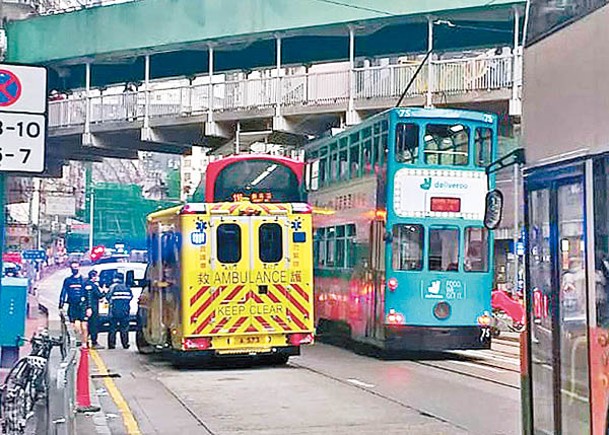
[59,261,87,343]
[84,270,105,349]
[106,272,132,349]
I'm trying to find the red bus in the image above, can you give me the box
[199,154,305,204]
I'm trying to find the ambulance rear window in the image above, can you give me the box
[217,224,241,263]
[259,223,283,263]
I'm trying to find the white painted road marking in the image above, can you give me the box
[347,378,375,388]
[449,360,507,373]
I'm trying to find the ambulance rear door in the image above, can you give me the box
[250,213,313,334]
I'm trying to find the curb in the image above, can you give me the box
[88,376,112,435]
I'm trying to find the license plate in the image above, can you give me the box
[238,336,262,345]
[223,335,271,348]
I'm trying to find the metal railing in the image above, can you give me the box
[52,315,77,435]
[31,0,137,15]
[0,329,66,435]
[48,54,518,128]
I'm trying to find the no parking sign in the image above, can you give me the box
[0,64,47,173]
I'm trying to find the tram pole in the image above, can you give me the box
[513,162,520,295]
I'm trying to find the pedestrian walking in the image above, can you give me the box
[58,261,88,344]
[84,269,105,349]
[106,272,133,349]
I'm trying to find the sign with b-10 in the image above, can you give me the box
[0,64,47,173]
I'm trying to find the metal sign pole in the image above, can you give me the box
[88,191,94,253]
[513,162,520,294]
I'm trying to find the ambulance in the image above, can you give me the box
[136,201,314,364]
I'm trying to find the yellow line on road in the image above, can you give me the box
[90,349,141,435]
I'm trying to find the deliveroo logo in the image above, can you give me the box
[420,177,432,190]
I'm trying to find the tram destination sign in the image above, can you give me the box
[0,64,47,173]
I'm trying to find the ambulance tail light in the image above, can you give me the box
[183,337,211,350]
[386,309,405,325]
[288,333,314,346]
[387,277,399,292]
[292,203,313,214]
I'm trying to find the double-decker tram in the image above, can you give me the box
[305,107,497,351]
[137,154,315,364]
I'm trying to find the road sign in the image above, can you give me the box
[45,196,76,216]
[0,64,47,173]
[0,70,21,107]
[21,249,46,261]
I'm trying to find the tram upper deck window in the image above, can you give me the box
[464,227,489,272]
[424,124,469,166]
[429,227,459,272]
[214,160,301,203]
[392,224,423,271]
[474,128,493,167]
[395,123,420,163]
[217,224,241,264]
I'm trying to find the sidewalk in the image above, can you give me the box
[32,268,112,435]
[0,304,49,384]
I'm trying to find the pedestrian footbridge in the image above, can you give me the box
[5,0,525,167]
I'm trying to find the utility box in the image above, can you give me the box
[0,277,28,347]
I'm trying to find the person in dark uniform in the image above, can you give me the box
[59,261,87,344]
[106,272,133,349]
[84,270,105,349]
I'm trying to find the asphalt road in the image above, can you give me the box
[38,269,521,435]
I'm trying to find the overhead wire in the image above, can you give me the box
[309,0,394,16]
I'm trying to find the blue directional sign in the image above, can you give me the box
[21,249,46,261]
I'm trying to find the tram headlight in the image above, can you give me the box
[433,302,451,320]
[477,313,492,327]
[387,278,399,292]
[386,309,405,325]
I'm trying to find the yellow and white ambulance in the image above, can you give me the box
[136,201,314,364]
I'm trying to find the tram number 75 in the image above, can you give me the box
[480,328,491,341]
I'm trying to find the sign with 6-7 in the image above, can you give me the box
[0,64,47,173]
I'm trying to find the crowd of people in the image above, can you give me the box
[58,261,133,349]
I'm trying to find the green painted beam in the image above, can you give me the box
[7,0,524,65]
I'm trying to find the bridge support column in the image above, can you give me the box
[426,17,434,108]
[273,36,291,132]
[509,6,522,117]
[346,26,361,126]
[141,54,158,141]
[203,45,229,139]
[83,62,93,145]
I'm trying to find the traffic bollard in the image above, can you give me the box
[76,347,100,413]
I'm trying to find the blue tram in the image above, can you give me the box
[305,107,497,351]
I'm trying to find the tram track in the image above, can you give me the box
[411,357,520,390]
[289,360,469,433]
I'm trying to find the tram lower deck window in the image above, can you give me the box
[217,223,241,263]
[392,224,423,271]
[429,227,460,272]
[464,227,489,272]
